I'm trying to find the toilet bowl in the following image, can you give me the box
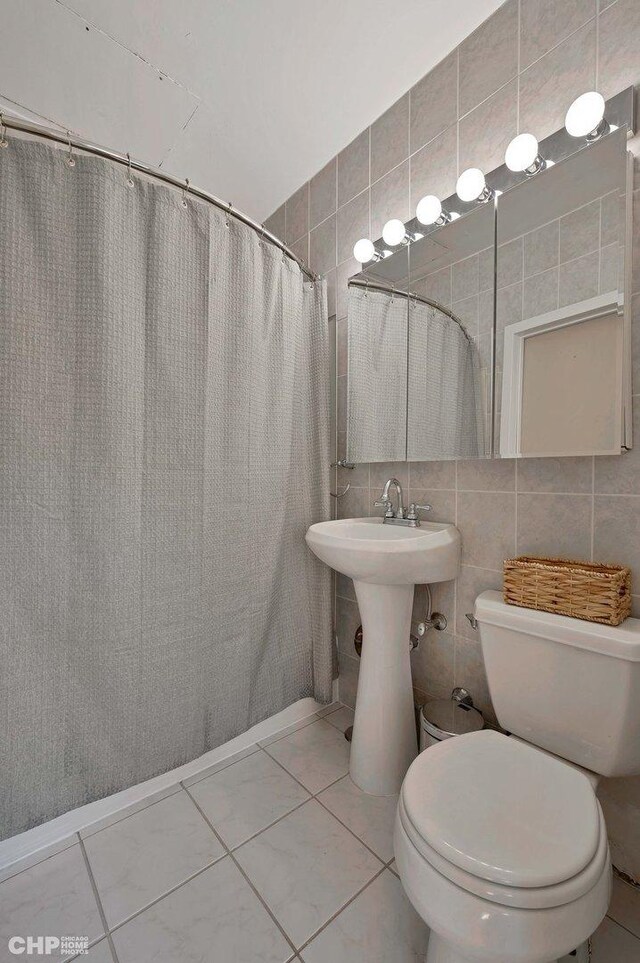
[394,730,611,963]
[394,592,640,963]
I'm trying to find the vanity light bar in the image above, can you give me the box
[358,87,629,265]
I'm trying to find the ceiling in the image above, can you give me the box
[0,0,503,222]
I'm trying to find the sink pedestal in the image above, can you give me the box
[349,581,419,795]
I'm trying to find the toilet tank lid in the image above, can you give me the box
[475,590,640,662]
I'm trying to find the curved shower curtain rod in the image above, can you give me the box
[348,276,472,343]
[0,113,318,283]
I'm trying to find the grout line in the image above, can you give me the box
[77,834,121,963]
[182,782,300,958]
[294,865,388,955]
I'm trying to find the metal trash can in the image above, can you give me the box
[419,688,484,750]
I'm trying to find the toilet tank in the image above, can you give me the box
[475,591,640,777]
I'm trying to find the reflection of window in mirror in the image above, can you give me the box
[519,308,623,456]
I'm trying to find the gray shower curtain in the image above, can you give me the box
[0,139,332,840]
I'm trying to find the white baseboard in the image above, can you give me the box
[0,696,333,876]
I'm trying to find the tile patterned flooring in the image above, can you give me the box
[1,704,639,962]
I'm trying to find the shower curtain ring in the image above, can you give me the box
[0,114,8,149]
[182,178,190,208]
[66,131,76,167]
[126,152,134,187]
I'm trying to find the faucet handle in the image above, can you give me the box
[407,503,432,520]
[374,493,395,517]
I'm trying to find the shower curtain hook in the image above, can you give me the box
[65,131,76,168]
[225,202,232,228]
[0,114,8,149]
[182,178,190,208]
[126,153,134,187]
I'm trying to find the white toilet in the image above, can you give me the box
[394,590,640,963]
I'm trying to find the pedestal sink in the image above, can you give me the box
[306,517,460,795]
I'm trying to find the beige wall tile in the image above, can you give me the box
[336,572,356,601]
[410,51,458,154]
[410,124,457,212]
[370,93,409,184]
[598,0,640,100]
[309,214,336,276]
[457,491,516,568]
[337,485,370,520]
[559,199,600,263]
[337,129,369,208]
[289,233,308,266]
[457,458,516,492]
[455,565,503,639]
[337,189,369,266]
[264,203,285,241]
[524,220,559,278]
[523,266,559,317]
[370,461,409,492]
[410,630,455,699]
[370,160,410,241]
[423,266,452,306]
[594,495,640,584]
[517,492,593,558]
[452,253,480,302]
[518,20,596,141]
[409,460,456,490]
[497,236,524,290]
[520,0,596,70]
[285,181,309,244]
[458,0,518,115]
[558,250,599,306]
[458,79,518,177]
[310,158,336,230]
[336,258,358,321]
[517,456,593,493]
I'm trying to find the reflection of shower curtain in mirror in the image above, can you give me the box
[407,301,485,460]
[347,286,408,462]
[0,139,332,840]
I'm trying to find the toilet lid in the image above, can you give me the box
[401,730,601,889]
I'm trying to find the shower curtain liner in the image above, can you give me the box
[0,139,333,840]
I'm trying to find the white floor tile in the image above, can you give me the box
[591,916,640,962]
[325,706,355,734]
[301,870,428,963]
[318,775,398,862]
[0,844,104,961]
[265,719,350,794]
[609,876,640,939]
[79,940,115,962]
[83,789,224,928]
[188,749,310,848]
[234,799,381,948]
[111,857,293,963]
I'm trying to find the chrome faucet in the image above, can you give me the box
[375,477,431,527]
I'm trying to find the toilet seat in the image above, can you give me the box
[399,730,607,909]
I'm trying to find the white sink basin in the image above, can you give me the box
[305,517,460,585]
[306,516,461,796]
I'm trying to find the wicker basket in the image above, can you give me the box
[503,556,631,626]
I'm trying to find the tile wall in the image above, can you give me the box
[265,0,640,879]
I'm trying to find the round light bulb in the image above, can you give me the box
[415,195,442,225]
[565,91,605,138]
[382,218,407,246]
[353,238,375,263]
[505,133,540,172]
[456,168,487,202]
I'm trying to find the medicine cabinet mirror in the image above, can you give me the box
[345,99,633,464]
[495,126,632,457]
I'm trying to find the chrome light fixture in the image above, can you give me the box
[381,218,423,247]
[353,238,381,264]
[456,168,494,203]
[415,194,454,226]
[504,133,547,175]
[565,91,612,141]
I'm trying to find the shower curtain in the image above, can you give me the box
[0,139,332,840]
[407,299,486,460]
